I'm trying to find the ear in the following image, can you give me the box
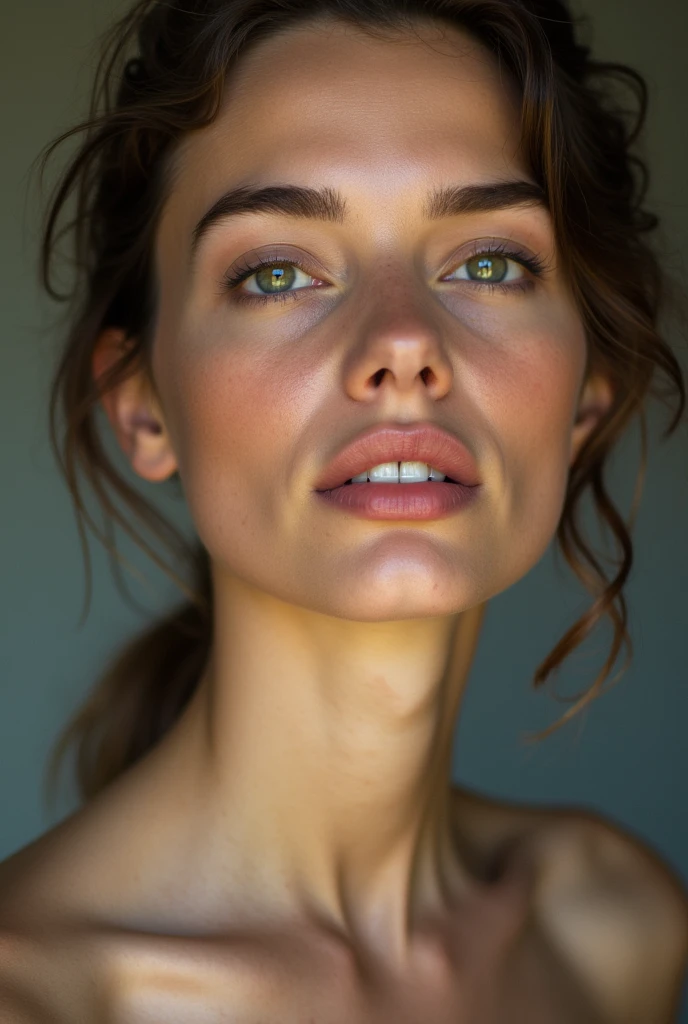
[569,371,615,469]
[92,327,178,482]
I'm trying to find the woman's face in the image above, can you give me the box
[146,17,608,621]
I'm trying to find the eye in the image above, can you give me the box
[222,242,548,307]
[223,257,323,306]
[448,253,524,285]
[442,243,548,295]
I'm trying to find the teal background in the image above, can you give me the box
[1,0,686,1013]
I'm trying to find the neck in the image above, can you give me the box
[155,576,487,962]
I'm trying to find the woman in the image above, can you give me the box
[0,0,686,1019]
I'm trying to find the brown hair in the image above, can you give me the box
[39,0,686,810]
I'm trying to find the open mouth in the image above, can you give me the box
[314,476,480,520]
[340,476,460,486]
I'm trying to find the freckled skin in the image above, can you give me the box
[4,16,684,1024]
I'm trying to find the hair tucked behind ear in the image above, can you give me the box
[39,0,686,811]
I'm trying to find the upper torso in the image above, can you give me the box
[0,782,686,1023]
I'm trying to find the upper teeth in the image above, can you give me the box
[351,462,447,483]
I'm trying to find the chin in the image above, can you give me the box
[315,575,475,623]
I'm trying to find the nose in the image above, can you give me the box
[342,291,454,404]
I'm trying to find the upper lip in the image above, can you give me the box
[313,422,481,490]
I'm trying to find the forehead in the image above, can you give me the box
[164,18,527,227]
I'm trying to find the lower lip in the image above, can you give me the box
[314,481,481,520]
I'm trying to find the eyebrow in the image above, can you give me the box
[189,179,548,261]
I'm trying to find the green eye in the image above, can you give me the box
[447,252,527,286]
[223,243,546,307]
[252,263,299,294]
[465,254,510,282]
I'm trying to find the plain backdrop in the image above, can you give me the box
[2,0,687,1014]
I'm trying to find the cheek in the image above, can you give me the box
[471,310,585,572]
[155,320,316,552]
[150,237,295,520]
[497,343,579,469]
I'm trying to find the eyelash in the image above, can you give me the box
[222,241,548,308]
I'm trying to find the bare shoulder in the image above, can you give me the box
[452,784,688,1023]
[0,930,61,1023]
[0,817,114,1022]
[535,807,688,1024]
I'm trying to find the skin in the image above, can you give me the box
[8,14,687,1022]
[92,15,614,964]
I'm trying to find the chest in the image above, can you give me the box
[96,923,605,1024]
[1,835,611,1024]
[2,913,609,1024]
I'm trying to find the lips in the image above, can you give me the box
[313,422,481,491]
